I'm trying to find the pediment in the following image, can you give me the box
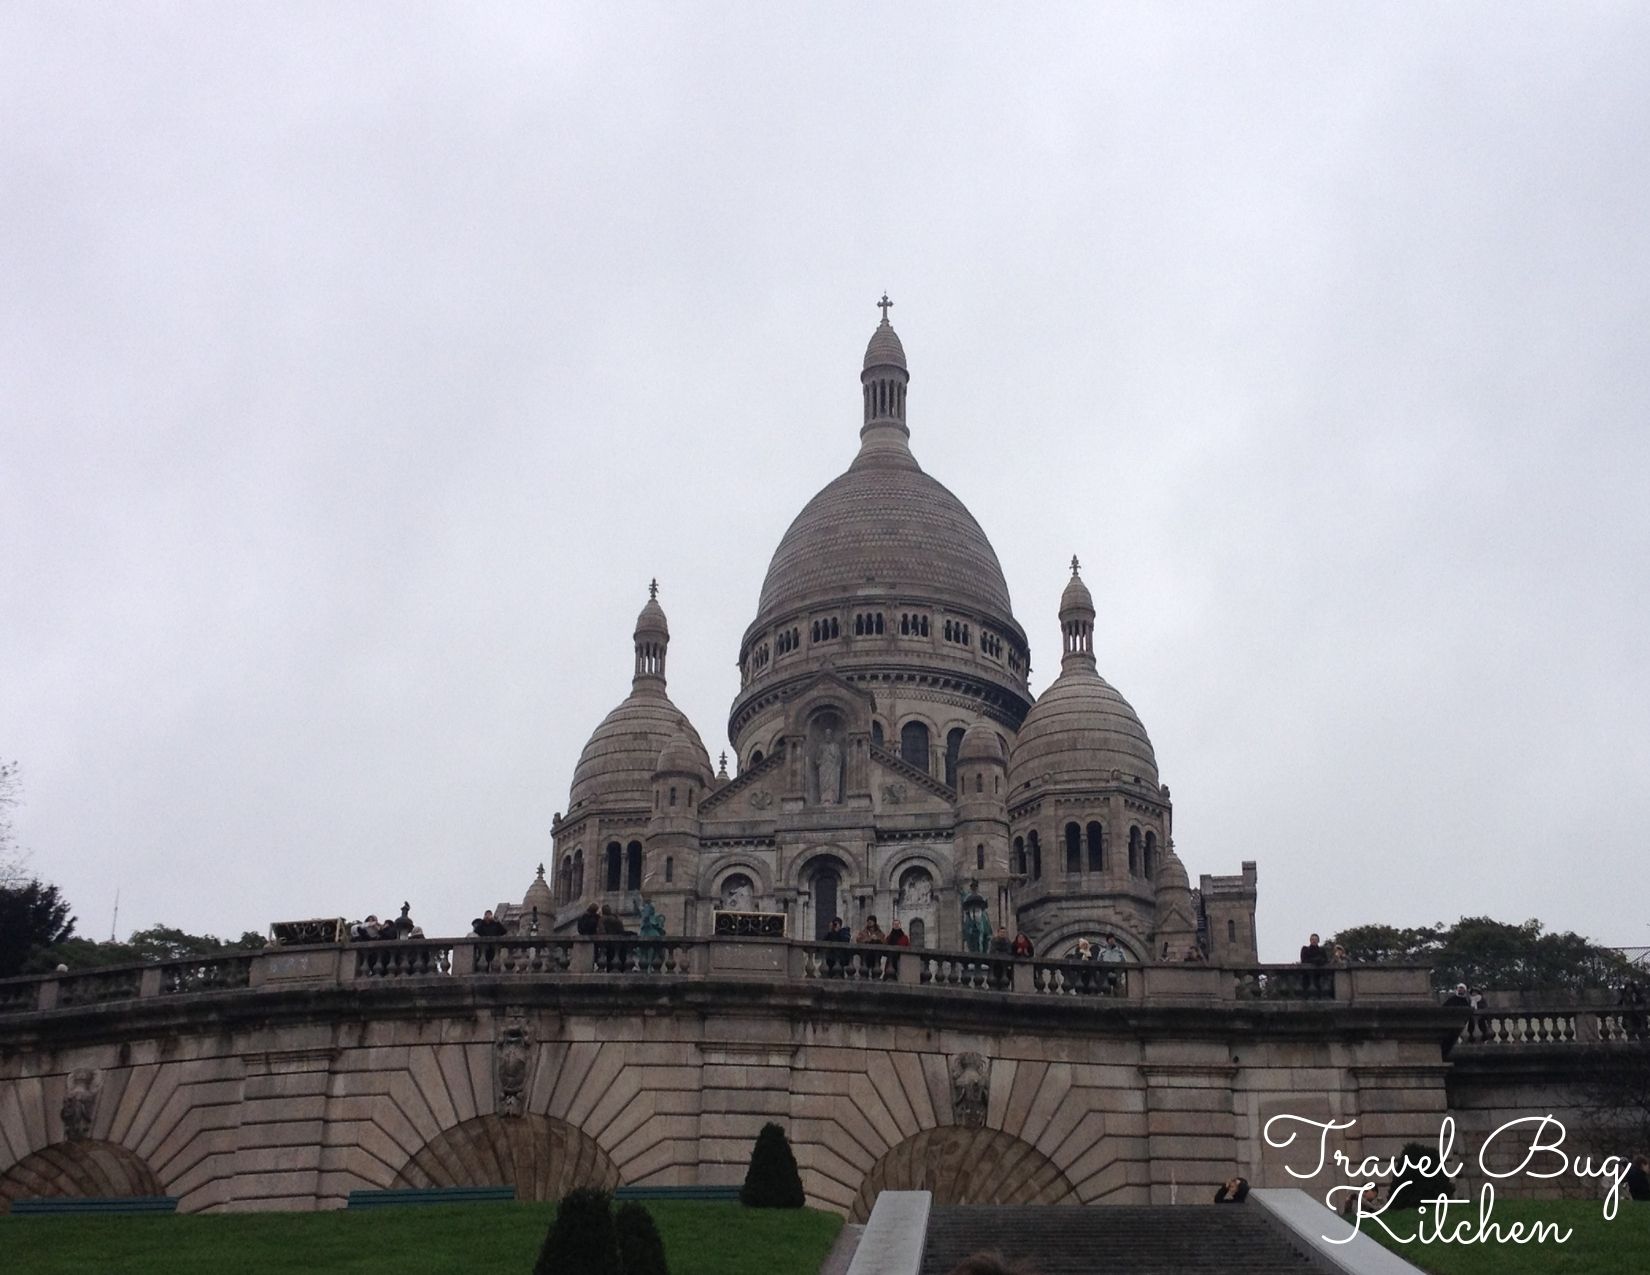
[868,744,956,813]
[698,747,785,817]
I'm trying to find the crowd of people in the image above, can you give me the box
[346,903,423,942]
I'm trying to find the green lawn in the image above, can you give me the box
[1372,1197,1648,1275]
[0,1199,844,1275]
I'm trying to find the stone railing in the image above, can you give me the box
[0,940,1436,1017]
[1458,1006,1648,1047]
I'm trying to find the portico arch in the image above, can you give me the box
[0,1140,162,1212]
[849,1125,1077,1221]
[395,1112,620,1201]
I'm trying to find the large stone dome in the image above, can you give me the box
[569,689,711,813]
[751,456,1015,632]
[1008,667,1159,796]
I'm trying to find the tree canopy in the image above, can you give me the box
[1332,916,1629,993]
[0,879,77,978]
[22,924,266,975]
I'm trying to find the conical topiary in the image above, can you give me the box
[615,1200,670,1275]
[740,1121,806,1208]
[534,1186,620,1275]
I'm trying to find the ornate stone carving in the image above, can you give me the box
[950,1052,990,1128]
[815,727,843,805]
[494,1014,533,1117]
[61,1068,99,1140]
[881,782,906,805]
[748,789,774,811]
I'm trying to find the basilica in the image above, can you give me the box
[515,306,1259,961]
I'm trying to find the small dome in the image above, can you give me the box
[1008,667,1159,794]
[523,864,554,916]
[863,319,907,371]
[958,719,1007,765]
[1156,847,1190,891]
[569,690,712,811]
[656,730,713,782]
[1060,569,1094,616]
[635,583,668,637]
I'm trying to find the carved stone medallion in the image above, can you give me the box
[495,1013,534,1117]
[61,1068,100,1140]
[949,1052,990,1128]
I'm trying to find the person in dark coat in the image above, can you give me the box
[1299,933,1329,966]
[600,905,627,935]
[886,919,911,947]
[1625,1154,1650,1202]
[575,904,601,936]
[1214,1176,1249,1203]
[470,908,508,972]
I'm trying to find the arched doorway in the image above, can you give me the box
[807,855,850,939]
[849,1126,1077,1221]
[395,1112,620,1201]
[0,1141,162,1213]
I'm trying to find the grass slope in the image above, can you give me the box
[1372,1198,1648,1275]
[0,1199,844,1275]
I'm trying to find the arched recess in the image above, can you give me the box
[0,1141,162,1213]
[395,1112,620,1201]
[849,1126,1076,1221]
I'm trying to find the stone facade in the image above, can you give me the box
[525,309,1258,961]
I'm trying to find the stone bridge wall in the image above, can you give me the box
[0,938,1462,1214]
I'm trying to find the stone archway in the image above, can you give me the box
[0,1141,163,1213]
[394,1112,620,1201]
[849,1126,1077,1221]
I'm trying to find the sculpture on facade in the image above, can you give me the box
[949,1052,990,1128]
[815,727,842,805]
[60,1068,100,1140]
[495,1014,534,1117]
[959,879,992,953]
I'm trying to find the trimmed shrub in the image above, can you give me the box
[1386,1141,1456,1211]
[615,1200,670,1275]
[534,1186,619,1275]
[740,1121,806,1208]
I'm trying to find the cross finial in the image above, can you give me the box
[536,862,545,877]
[1070,555,1081,577]
[718,750,728,769]
[877,292,893,321]
[648,578,658,600]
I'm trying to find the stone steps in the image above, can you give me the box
[919,1204,1331,1275]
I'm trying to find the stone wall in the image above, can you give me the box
[0,939,1456,1215]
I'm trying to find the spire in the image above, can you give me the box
[633,581,670,688]
[1059,555,1096,670]
[858,293,912,464]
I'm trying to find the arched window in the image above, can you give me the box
[750,749,764,768]
[1227,918,1236,943]
[720,873,755,911]
[664,856,674,884]
[875,613,884,635]
[871,721,884,748]
[1128,826,1140,876]
[1144,831,1157,879]
[976,843,985,870]
[605,842,622,891]
[974,773,983,794]
[626,840,643,891]
[572,848,584,897]
[900,721,931,773]
[1086,821,1104,872]
[668,786,677,807]
[1065,822,1081,873]
[909,918,926,948]
[944,728,965,787]
[1012,836,1026,875]
[559,855,573,903]
[1029,830,1042,880]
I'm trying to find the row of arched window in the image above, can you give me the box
[556,843,677,905]
[980,631,1003,659]
[811,616,840,642]
[864,378,906,421]
[943,619,971,646]
[776,627,801,655]
[1012,825,1156,880]
[743,613,1026,684]
[854,612,885,636]
[899,613,931,637]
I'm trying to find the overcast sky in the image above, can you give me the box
[3,4,1647,962]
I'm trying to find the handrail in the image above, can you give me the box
[0,940,1440,1017]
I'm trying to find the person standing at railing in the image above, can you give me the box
[1011,932,1033,957]
[1299,933,1329,966]
[575,903,601,936]
[1098,933,1126,995]
[471,909,507,973]
[855,915,884,944]
[886,919,911,947]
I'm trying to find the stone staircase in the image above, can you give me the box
[918,1204,1332,1275]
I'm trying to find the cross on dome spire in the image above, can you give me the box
[877,292,894,321]
[649,578,659,600]
[1071,555,1081,577]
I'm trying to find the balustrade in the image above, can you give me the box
[354,941,453,979]
[1032,958,1126,997]
[923,954,1012,991]
[159,955,254,995]
[57,967,144,1008]
[476,939,575,975]
[1231,966,1335,1001]
[799,942,899,982]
